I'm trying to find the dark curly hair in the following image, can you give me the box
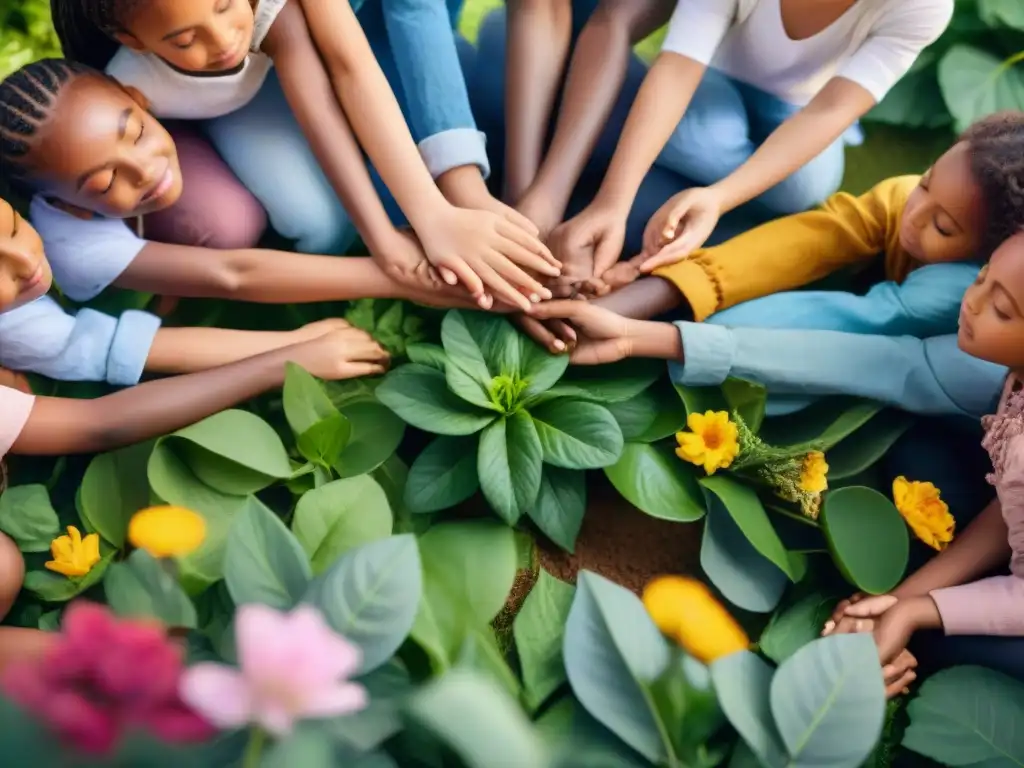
[50,0,144,70]
[0,59,96,197]
[961,111,1024,259]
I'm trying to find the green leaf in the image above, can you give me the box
[447,362,501,411]
[821,486,908,594]
[514,570,576,711]
[520,337,570,397]
[825,411,914,481]
[674,383,727,417]
[79,442,152,548]
[758,591,836,664]
[722,378,767,434]
[563,571,672,763]
[758,398,882,451]
[456,629,523,700]
[979,0,1024,30]
[868,55,951,130]
[604,393,658,442]
[405,435,480,514]
[440,310,500,382]
[283,363,342,436]
[292,476,393,574]
[770,634,886,767]
[530,400,624,469]
[701,476,799,580]
[334,402,405,478]
[939,45,1024,133]
[305,534,422,674]
[376,364,496,435]
[0,485,60,552]
[24,552,114,603]
[262,727,335,768]
[634,380,688,444]
[412,521,517,669]
[556,360,662,403]
[903,666,1024,766]
[297,412,352,469]
[168,410,292,495]
[701,497,788,614]
[478,413,543,525]
[408,669,550,768]
[710,652,788,768]
[328,661,412,752]
[405,342,447,371]
[604,443,705,522]
[527,466,586,553]
[104,550,197,628]
[224,501,312,609]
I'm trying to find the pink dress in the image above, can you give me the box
[930,374,1024,635]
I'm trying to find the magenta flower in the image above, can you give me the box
[1,602,215,755]
[180,604,367,736]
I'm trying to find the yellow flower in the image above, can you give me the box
[799,451,829,494]
[892,477,955,551]
[642,576,749,663]
[45,526,101,578]
[675,411,740,475]
[128,506,207,558]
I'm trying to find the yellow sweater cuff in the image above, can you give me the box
[652,259,720,322]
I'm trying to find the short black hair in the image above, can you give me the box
[50,0,143,70]
[961,111,1024,259]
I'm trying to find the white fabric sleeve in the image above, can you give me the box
[30,197,148,302]
[0,386,34,459]
[836,0,953,102]
[660,0,738,65]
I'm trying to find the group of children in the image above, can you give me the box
[0,0,1021,693]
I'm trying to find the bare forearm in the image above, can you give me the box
[145,328,306,375]
[894,499,1010,599]
[533,0,673,214]
[504,0,573,201]
[591,276,683,319]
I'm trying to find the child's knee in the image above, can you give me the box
[0,533,25,621]
[201,196,269,249]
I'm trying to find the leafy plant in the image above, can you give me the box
[0,0,61,82]
[343,298,434,357]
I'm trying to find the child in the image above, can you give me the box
[0,60,484,384]
[0,194,389,669]
[550,0,952,285]
[50,0,560,311]
[824,234,1024,687]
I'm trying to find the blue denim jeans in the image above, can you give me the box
[204,0,479,253]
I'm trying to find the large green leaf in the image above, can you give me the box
[758,398,882,451]
[563,571,672,763]
[710,651,788,768]
[674,383,727,416]
[24,552,113,603]
[456,629,523,700]
[262,728,334,768]
[478,413,544,525]
[79,442,152,548]
[283,363,342,436]
[514,570,576,711]
[446,361,501,412]
[304,534,422,674]
[329,661,412,752]
[604,443,705,522]
[903,666,1024,766]
[538,696,652,768]
[376,364,496,435]
[530,400,624,469]
[521,337,571,397]
[758,590,836,664]
[635,379,688,443]
[824,411,914,481]
[404,435,480,513]
[722,379,767,434]
[104,550,197,628]
[553,360,662,404]
[408,669,550,768]
[411,521,517,669]
[334,401,405,478]
[821,487,908,594]
[292,476,393,574]
[770,634,886,767]
[527,466,586,553]
[296,413,351,470]
[979,0,1024,29]
[0,484,60,553]
[440,310,501,382]
[603,391,658,441]
[701,476,800,580]
[938,45,1024,133]
[868,55,952,130]
[223,501,311,609]
[700,497,788,614]
[405,342,447,371]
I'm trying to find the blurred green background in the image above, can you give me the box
[2,0,1022,194]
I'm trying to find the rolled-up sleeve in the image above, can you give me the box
[378,0,490,178]
[0,296,160,386]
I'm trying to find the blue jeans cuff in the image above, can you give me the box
[107,310,162,386]
[419,128,490,180]
[671,321,735,387]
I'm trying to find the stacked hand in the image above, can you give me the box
[639,187,724,271]
[548,204,626,297]
[287,323,390,380]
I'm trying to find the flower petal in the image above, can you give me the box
[179,664,253,729]
[235,604,294,682]
[285,606,362,680]
[300,682,368,719]
[252,698,295,738]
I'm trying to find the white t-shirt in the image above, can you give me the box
[105,0,287,119]
[661,0,953,104]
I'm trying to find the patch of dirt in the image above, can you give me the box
[538,475,704,595]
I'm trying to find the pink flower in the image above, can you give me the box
[1,602,214,755]
[180,604,367,736]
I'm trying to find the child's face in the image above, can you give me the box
[117,0,256,73]
[0,198,52,313]
[28,75,184,219]
[959,233,1024,370]
[900,142,985,265]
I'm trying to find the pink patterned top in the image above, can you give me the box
[930,374,1024,635]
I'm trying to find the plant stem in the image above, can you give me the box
[242,728,267,768]
[766,504,820,528]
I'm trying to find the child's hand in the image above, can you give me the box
[291,317,353,342]
[873,604,918,666]
[420,207,560,312]
[602,255,646,293]
[882,649,918,699]
[822,593,898,635]
[437,166,542,239]
[287,327,390,380]
[639,187,724,271]
[515,185,562,244]
[549,204,627,290]
[376,230,491,309]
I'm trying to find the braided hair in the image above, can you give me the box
[961,111,1024,260]
[0,59,93,197]
[50,0,143,70]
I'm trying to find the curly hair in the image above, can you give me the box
[961,111,1024,259]
[50,0,144,70]
[0,59,94,197]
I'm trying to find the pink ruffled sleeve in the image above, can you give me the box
[0,386,34,459]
